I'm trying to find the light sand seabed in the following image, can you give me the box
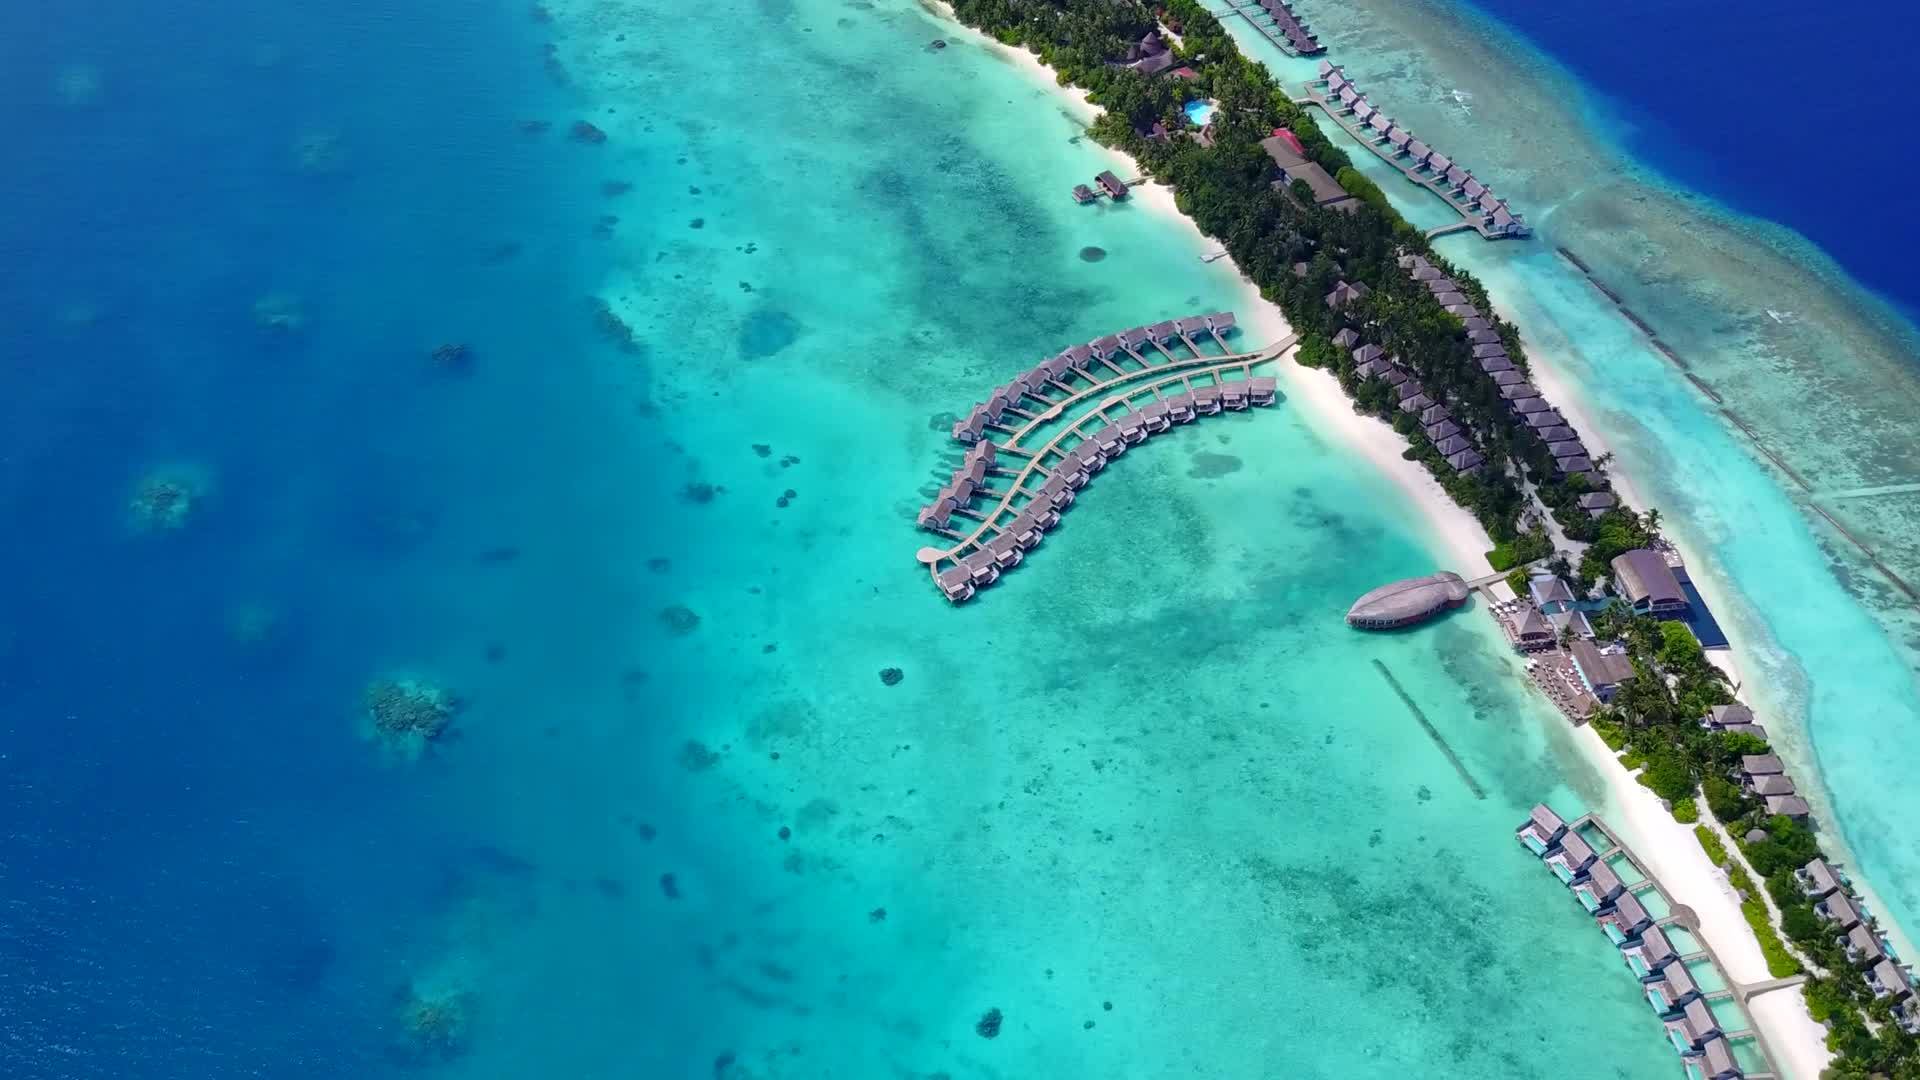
[968,9,1834,1075]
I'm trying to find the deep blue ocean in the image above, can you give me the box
[1459,0,1920,320]
[1,2,618,1074]
[7,0,1919,1076]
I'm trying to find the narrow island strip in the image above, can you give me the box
[933,1,1912,1074]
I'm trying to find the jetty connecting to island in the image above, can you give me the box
[917,313,1287,602]
[1301,62,1529,241]
[1518,805,1787,1080]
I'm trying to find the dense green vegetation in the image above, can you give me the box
[947,0,1617,550]
[1694,823,1800,977]
[942,2,1919,1071]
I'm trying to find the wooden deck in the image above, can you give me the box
[1216,0,1326,58]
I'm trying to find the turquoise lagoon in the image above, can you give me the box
[0,0,1696,1075]
[1223,0,1920,952]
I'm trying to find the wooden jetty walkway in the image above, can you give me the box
[917,314,1293,602]
[1520,807,1786,1079]
[1300,63,1529,242]
[1216,0,1326,58]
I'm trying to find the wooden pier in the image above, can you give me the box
[918,318,1294,601]
[1300,66,1528,242]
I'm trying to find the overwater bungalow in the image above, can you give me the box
[1337,86,1361,110]
[1546,830,1599,882]
[1037,477,1074,511]
[1426,152,1454,175]
[983,532,1024,570]
[1192,384,1224,414]
[1462,176,1488,200]
[1207,310,1238,336]
[1645,959,1701,1013]
[1249,376,1277,405]
[936,563,975,602]
[1491,208,1528,236]
[917,502,954,532]
[1597,892,1653,947]
[1517,803,1569,854]
[1353,101,1376,123]
[1665,997,1722,1053]
[1097,170,1128,199]
[1145,319,1178,344]
[1139,399,1172,433]
[1625,925,1680,980]
[1090,333,1123,360]
[1093,427,1126,457]
[1119,326,1150,354]
[1368,113,1395,137]
[1685,1036,1741,1080]
[1116,412,1149,444]
[1064,342,1096,372]
[961,550,1000,588]
[1817,891,1864,930]
[1072,183,1096,204]
[1327,71,1351,95]
[1166,392,1197,423]
[1405,138,1432,163]
[1222,382,1251,410]
[1175,315,1210,340]
[1386,129,1413,152]
[1797,858,1845,900]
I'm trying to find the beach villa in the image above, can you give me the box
[1528,574,1576,613]
[1612,549,1691,617]
[1702,703,1769,742]
[1570,639,1636,702]
[1260,134,1357,212]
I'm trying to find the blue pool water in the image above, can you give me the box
[1184,98,1216,126]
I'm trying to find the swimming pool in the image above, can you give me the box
[1185,99,1217,126]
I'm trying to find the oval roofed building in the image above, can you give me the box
[1346,571,1470,629]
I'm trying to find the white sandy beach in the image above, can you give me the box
[951,9,1834,1075]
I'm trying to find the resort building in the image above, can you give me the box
[1579,492,1618,517]
[1325,279,1371,309]
[1528,575,1576,613]
[1513,605,1556,651]
[1612,549,1691,617]
[1646,960,1702,1013]
[1664,997,1722,1053]
[1570,640,1636,703]
[1260,135,1357,211]
[1097,170,1128,200]
[1843,923,1884,965]
[1868,958,1913,1002]
[1572,859,1627,912]
[1345,571,1470,629]
[1601,891,1655,943]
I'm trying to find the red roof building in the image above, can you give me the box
[1171,66,1199,80]
[1268,128,1306,156]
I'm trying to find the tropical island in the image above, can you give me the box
[944,0,1917,1074]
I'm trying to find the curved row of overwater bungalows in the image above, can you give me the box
[927,371,1275,602]
[949,312,1238,445]
[1518,805,1756,1080]
[1316,62,1529,238]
